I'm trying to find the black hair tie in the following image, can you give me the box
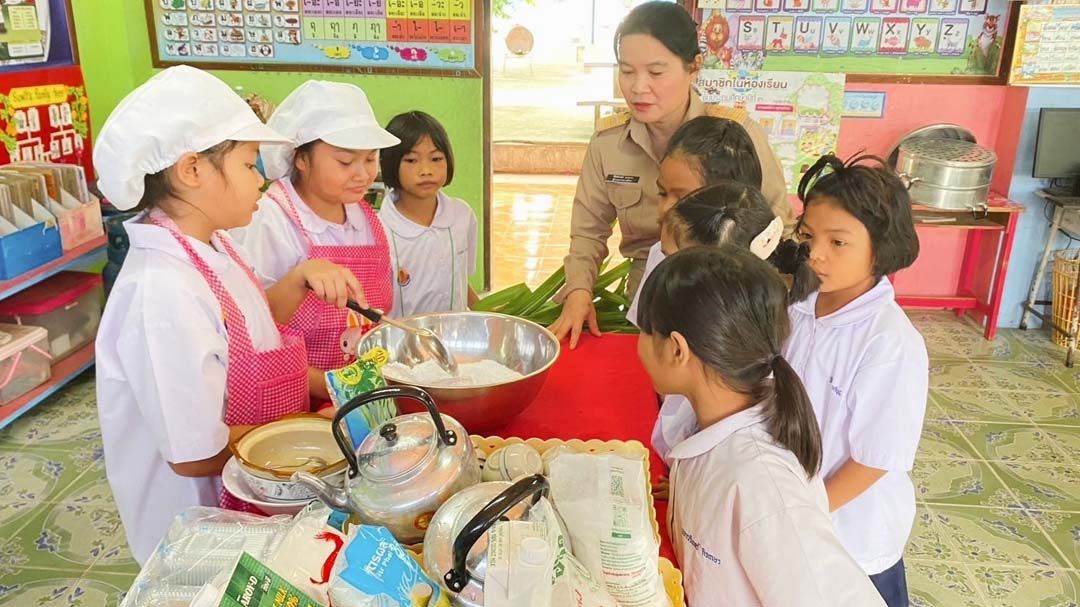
[795,242,810,265]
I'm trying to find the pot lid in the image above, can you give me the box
[887,123,977,168]
[356,415,438,482]
[898,138,997,167]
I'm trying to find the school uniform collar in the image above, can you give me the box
[124,214,234,274]
[381,189,455,238]
[282,178,370,235]
[791,277,896,328]
[625,91,708,163]
[669,403,766,461]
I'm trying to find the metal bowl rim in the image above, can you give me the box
[358,311,562,390]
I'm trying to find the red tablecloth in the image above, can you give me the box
[487,333,675,562]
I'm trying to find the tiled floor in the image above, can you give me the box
[2,313,1080,606]
[491,173,623,291]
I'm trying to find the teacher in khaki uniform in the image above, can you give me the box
[551,1,794,348]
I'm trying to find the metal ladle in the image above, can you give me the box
[344,299,459,375]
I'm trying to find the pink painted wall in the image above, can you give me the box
[834,82,1027,297]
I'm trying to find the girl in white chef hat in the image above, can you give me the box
[232,81,400,401]
[93,66,359,565]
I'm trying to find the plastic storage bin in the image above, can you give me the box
[0,272,103,361]
[0,323,51,405]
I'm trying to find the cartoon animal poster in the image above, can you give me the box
[910,18,939,53]
[822,17,852,53]
[767,16,796,51]
[880,18,911,53]
[697,0,1008,75]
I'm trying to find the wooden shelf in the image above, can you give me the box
[0,341,96,430]
[0,235,108,301]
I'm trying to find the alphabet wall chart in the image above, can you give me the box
[146,0,481,76]
[695,0,1009,76]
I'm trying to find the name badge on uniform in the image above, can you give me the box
[605,174,640,185]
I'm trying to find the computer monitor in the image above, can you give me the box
[1033,108,1080,186]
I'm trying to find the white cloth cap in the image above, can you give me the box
[260,80,401,181]
[93,66,290,211]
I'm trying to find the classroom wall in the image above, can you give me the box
[997,87,1080,328]
[69,0,487,287]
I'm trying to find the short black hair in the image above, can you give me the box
[380,111,454,190]
[664,117,763,189]
[797,153,919,278]
[614,1,700,68]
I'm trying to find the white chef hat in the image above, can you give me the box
[93,65,290,211]
[259,80,401,182]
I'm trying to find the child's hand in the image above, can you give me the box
[652,475,670,501]
[300,259,366,309]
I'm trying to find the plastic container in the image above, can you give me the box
[0,272,103,360]
[0,323,51,405]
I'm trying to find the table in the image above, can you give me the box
[487,333,675,561]
[896,194,1024,341]
[1019,190,1080,366]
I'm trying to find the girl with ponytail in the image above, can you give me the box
[647,180,818,470]
[636,246,882,607]
[784,153,927,606]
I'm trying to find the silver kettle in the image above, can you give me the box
[293,385,481,544]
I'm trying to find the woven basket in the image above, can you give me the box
[1051,249,1080,346]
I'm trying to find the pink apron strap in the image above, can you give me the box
[146,210,257,357]
[264,179,317,250]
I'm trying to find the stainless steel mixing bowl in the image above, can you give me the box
[355,312,561,434]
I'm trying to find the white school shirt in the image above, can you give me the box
[379,189,477,318]
[629,242,696,466]
[669,404,884,607]
[95,218,283,565]
[652,395,696,466]
[626,241,665,328]
[230,178,378,287]
[783,278,929,575]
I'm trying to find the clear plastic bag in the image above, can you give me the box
[120,507,294,607]
[547,453,672,607]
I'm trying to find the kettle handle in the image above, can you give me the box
[444,474,549,593]
[332,385,458,479]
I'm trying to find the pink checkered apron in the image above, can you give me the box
[148,211,310,513]
[264,179,394,371]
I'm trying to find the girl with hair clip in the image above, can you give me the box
[647,181,819,497]
[626,115,772,327]
[636,246,883,607]
[783,153,928,606]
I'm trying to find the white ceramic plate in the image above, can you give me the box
[222,457,312,516]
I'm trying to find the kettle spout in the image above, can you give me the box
[292,471,352,512]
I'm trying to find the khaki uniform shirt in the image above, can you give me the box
[563,92,793,297]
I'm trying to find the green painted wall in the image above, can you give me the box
[70,0,487,285]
